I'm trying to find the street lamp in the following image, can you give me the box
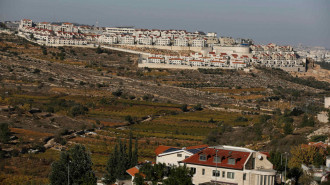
[284,152,288,184]
[68,160,71,185]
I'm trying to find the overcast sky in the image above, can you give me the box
[1,0,329,48]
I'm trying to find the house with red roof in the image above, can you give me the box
[126,165,146,184]
[147,57,165,64]
[155,145,208,167]
[178,145,276,185]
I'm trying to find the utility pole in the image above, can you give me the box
[68,162,69,185]
[280,153,283,183]
[284,152,287,184]
[215,149,218,185]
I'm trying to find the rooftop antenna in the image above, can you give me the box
[95,19,99,28]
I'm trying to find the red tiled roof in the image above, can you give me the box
[186,144,208,150]
[148,57,163,60]
[155,145,176,155]
[303,142,329,149]
[211,61,225,63]
[181,148,250,170]
[126,167,146,177]
[190,60,204,62]
[233,62,245,64]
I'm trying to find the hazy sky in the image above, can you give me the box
[1,0,329,48]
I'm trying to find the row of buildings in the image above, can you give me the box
[141,45,306,72]
[18,19,252,47]
[126,145,276,185]
[17,19,306,72]
[142,52,248,69]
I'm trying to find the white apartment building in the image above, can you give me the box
[154,37,171,46]
[98,34,118,44]
[119,35,135,45]
[230,61,247,69]
[106,27,135,34]
[19,19,33,29]
[191,38,206,47]
[174,37,189,47]
[147,57,165,64]
[168,58,184,65]
[210,60,228,68]
[189,60,205,67]
[136,35,153,45]
[61,23,75,32]
[37,22,52,30]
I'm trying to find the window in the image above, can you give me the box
[202,169,205,175]
[212,170,220,177]
[177,154,182,157]
[214,156,221,163]
[222,171,225,178]
[199,154,207,161]
[243,173,246,180]
[252,158,255,169]
[190,167,196,174]
[227,172,235,179]
[228,158,236,165]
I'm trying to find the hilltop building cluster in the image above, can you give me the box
[17,19,250,47]
[17,19,306,72]
[140,43,306,72]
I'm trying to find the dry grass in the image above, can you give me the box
[198,87,266,94]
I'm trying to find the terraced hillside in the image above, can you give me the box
[0,33,329,184]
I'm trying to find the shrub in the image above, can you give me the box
[54,135,67,145]
[180,104,188,112]
[0,123,10,143]
[310,135,327,142]
[69,104,88,117]
[193,104,203,111]
[284,122,293,135]
[112,89,123,97]
[235,116,248,122]
[33,68,41,74]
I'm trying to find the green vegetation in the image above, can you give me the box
[163,165,193,185]
[0,123,10,143]
[104,134,138,184]
[136,163,193,185]
[49,144,97,185]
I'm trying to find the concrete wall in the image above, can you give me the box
[279,66,306,72]
[138,63,235,70]
[102,45,150,56]
[325,97,330,109]
[213,46,250,55]
[117,44,212,54]
[317,111,329,123]
[253,152,274,170]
